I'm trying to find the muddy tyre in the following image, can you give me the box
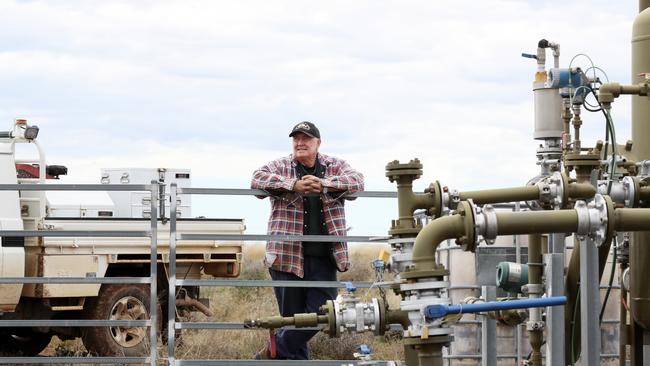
[81,284,160,356]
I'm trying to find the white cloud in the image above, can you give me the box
[0,0,642,235]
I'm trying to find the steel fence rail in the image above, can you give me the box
[178,187,397,198]
[0,357,150,364]
[0,277,152,284]
[177,233,389,242]
[175,361,396,366]
[0,183,152,191]
[176,279,392,288]
[0,320,150,327]
[0,230,151,237]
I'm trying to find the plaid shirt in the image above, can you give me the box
[251,153,364,278]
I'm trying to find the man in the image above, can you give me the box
[251,121,364,360]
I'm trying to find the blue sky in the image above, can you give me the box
[0,0,640,237]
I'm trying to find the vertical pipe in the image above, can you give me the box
[149,182,158,366]
[168,183,178,364]
[631,7,650,363]
[641,0,650,12]
[514,202,522,366]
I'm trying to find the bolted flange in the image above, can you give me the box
[386,159,423,182]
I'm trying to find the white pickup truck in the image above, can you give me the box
[0,120,244,356]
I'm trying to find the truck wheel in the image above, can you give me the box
[0,330,52,356]
[82,284,161,356]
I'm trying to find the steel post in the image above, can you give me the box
[168,183,178,365]
[579,237,601,365]
[545,251,565,366]
[149,182,158,366]
[481,286,497,366]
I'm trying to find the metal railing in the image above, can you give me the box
[0,182,160,366]
[166,185,396,366]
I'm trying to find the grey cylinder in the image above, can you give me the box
[533,82,563,140]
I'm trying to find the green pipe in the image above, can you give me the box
[459,186,539,204]
[642,0,650,12]
[495,210,578,235]
[528,235,543,288]
[396,177,436,222]
[387,309,411,329]
[412,215,466,272]
[615,208,650,231]
[567,183,597,200]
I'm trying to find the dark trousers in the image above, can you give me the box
[269,255,338,360]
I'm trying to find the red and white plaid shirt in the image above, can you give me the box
[251,153,364,278]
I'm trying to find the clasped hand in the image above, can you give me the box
[294,175,323,193]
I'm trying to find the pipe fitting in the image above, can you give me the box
[573,194,612,246]
[473,202,498,245]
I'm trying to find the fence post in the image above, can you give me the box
[150,182,159,366]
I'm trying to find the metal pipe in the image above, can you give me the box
[459,186,539,204]
[425,296,567,319]
[495,210,578,235]
[615,208,650,231]
[386,309,411,329]
[412,215,466,272]
[642,0,650,12]
[176,298,214,317]
[567,183,597,200]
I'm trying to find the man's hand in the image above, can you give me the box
[293,175,323,193]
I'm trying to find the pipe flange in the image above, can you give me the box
[400,281,449,292]
[537,171,566,209]
[448,189,461,211]
[474,204,498,245]
[385,159,423,182]
[622,176,637,208]
[426,181,444,218]
[574,200,590,240]
[638,159,650,177]
[483,205,498,244]
[587,194,613,247]
[455,200,477,252]
[526,320,545,331]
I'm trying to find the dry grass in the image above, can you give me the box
[42,243,404,363]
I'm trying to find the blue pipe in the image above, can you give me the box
[425,296,567,320]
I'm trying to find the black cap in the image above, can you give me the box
[289,121,320,139]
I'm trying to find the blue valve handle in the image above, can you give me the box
[521,53,538,59]
[425,296,567,319]
[345,282,356,293]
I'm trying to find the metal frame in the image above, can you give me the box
[166,185,397,365]
[0,183,159,366]
[0,183,624,365]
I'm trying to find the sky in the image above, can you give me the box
[0,0,641,237]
